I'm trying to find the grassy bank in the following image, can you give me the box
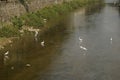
[0,0,103,38]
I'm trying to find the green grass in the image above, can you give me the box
[0,25,20,37]
[0,0,103,38]
[12,0,100,28]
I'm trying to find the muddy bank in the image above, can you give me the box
[0,37,19,50]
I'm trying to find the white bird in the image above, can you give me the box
[34,31,39,37]
[110,37,112,41]
[4,55,9,64]
[4,56,9,60]
[3,51,10,64]
[41,41,45,47]
[34,31,39,41]
[110,37,113,44]
[26,64,31,67]
[43,19,47,21]
[43,19,47,23]
[79,37,83,43]
[80,46,88,51]
[4,51,9,56]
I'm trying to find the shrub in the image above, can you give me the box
[12,16,24,29]
[11,0,103,29]
[25,13,44,27]
[0,25,20,37]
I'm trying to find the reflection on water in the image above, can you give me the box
[0,19,71,80]
[1,4,120,80]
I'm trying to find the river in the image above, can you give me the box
[0,4,120,80]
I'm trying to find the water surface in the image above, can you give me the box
[0,4,120,80]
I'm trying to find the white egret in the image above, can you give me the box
[3,51,10,64]
[4,56,9,63]
[80,46,87,51]
[4,51,9,60]
[34,31,39,37]
[4,56,9,60]
[26,64,31,67]
[41,41,45,47]
[110,37,113,44]
[79,37,83,43]
[4,51,9,56]
[34,31,39,42]
[43,19,47,23]
[110,37,112,41]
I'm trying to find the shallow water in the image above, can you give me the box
[0,4,120,80]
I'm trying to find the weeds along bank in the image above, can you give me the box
[0,0,103,38]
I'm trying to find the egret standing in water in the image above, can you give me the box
[80,46,88,51]
[4,51,9,56]
[110,37,113,44]
[78,37,87,51]
[41,41,45,47]
[34,31,39,41]
[4,51,9,64]
[43,19,47,23]
[26,64,31,67]
[35,31,39,37]
[79,37,83,43]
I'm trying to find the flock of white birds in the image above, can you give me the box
[3,30,113,69]
[3,31,46,70]
[79,36,113,54]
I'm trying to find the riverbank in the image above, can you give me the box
[0,0,104,49]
